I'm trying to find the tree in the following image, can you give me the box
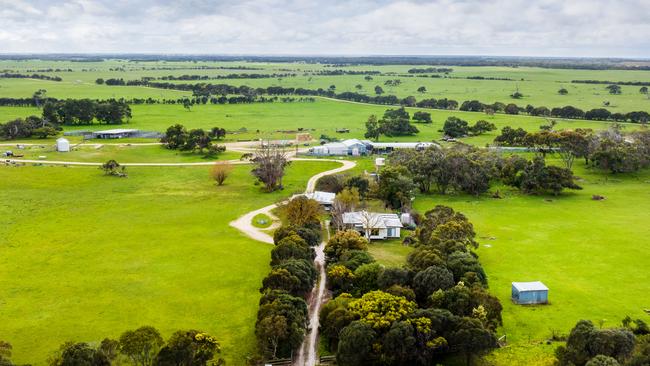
[558,88,569,95]
[412,111,432,123]
[417,86,427,93]
[256,291,308,359]
[324,230,368,263]
[0,341,12,366]
[355,84,363,90]
[468,120,496,136]
[161,124,188,149]
[337,321,376,366]
[98,339,120,364]
[154,330,223,366]
[352,262,383,296]
[284,196,322,227]
[449,317,497,366]
[364,114,381,141]
[378,107,419,137]
[640,86,648,94]
[251,144,290,192]
[412,265,455,302]
[442,116,469,138]
[208,127,226,140]
[606,84,622,95]
[209,163,233,186]
[585,355,620,366]
[119,326,164,366]
[101,160,127,177]
[504,156,582,195]
[51,342,110,366]
[377,166,416,209]
[383,321,417,365]
[555,320,635,366]
[364,75,373,81]
[32,126,58,139]
[494,126,528,146]
[348,290,417,330]
[271,235,313,265]
[504,103,519,114]
[95,78,104,85]
[331,187,360,230]
[374,86,384,95]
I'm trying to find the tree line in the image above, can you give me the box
[321,205,501,366]
[0,326,224,366]
[572,80,650,87]
[254,197,323,361]
[0,72,62,81]
[407,67,453,73]
[42,99,132,126]
[0,115,59,140]
[100,80,650,123]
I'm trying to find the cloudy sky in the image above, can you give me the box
[1,0,649,57]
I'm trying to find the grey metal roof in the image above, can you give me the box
[342,211,403,229]
[512,281,548,292]
[94,129,138,134]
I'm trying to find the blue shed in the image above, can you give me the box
[511,281,549,305]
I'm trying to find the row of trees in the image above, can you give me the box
[0,72,62,81]
[556,318,649,366]
[119,80,650,122]
[42,99,132,125]
[0,326,223,366]
[494,126,650,173]
[0,115,58,140]
[160,124,226,156]
[255,197,323,360]
[320,205,501,365]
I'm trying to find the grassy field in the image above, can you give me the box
[1,98,637,146]
[2,60,650,112]
[0,160,340,365]
[2,59,650,365]
[413,160,650,365]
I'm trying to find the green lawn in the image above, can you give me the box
[413,161,650,365]
[0,160,340,365]
[367,238,414,267]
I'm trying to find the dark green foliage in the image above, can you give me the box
[494,126,528,146]
[52,342,110,366]
[119,326,164,366]
[503,156,582,195]
[338,249,375,271]
[555,320,635,366]
[161,124,226,155]
[377,267,410,289]
[42,99,131,125]
[271,236,314,265]
[430,284,503,330]
[412,265,454,302]
[382,321,417,365]
[468,120,497,135]
[0,115,58,140]
[262,259,317,296]
[154,330,223,366]
[377,166,416,209]
[315,174,345,193]
[353,263,383,296]
[442,116,469,137]
[412,111,432,123]
[256,291,308,359]
[0,341,12,366]
[585,355,620,366]
[337,322,376,366]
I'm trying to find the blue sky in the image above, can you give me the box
[1,0,648,57]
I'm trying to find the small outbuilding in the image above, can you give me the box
[56,138,70,152]
[511,281,549,305]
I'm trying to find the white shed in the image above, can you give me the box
[56,138,70,152]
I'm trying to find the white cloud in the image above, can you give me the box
[0,0,648,57]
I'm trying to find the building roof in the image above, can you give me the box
[370,142,437,149]
[322,142,347,149]
[342,211,403,229]
[305,191,335,205]
[341,139,365,147]
[94,129,138,134]
[512,281,549,292]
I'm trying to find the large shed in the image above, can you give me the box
[511,281,549,305]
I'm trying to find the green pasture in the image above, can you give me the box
[3,60,650,112]
[412,161,650,365]
[1,98,636,147]
[0,160,340,365]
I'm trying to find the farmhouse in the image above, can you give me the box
[511,281,549,305]
[56,137,70,152]
[93,129,139,139]
[342,211,403,240]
